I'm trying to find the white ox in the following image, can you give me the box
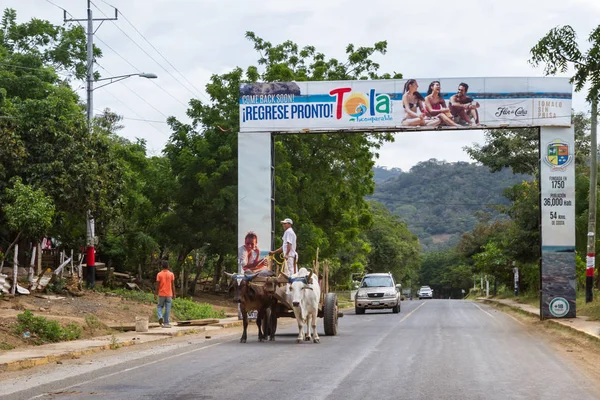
[288,267,320,344]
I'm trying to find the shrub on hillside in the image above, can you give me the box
[14,310,82,344]
[171,298,226,321]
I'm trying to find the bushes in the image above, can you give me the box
[14,310,82,344]
[95,287,226,321]
[170,298,226,321]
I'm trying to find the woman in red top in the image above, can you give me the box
[424,81,461,127]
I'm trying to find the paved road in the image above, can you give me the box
[3,300,600,400]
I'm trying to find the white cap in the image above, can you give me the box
[280,218,293,225]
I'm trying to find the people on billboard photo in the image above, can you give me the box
[401,79,441,127]
[424,81,461,127]
[449,82,481,126]
[237,231,269,273]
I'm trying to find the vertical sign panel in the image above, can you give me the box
[540,126,576,319]
[238,132,272,273]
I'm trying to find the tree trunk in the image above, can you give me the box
[17,236,29,275]
[188,251,207,296]
[1,231,22,269]
[103,259,114,288]
[213,254,223,292]
[180,266,185,298]
[175,248,191,296]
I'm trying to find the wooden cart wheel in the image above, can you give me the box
[323,293,339,336]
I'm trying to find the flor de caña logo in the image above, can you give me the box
[329,88,392,123]
[495,105,528,118]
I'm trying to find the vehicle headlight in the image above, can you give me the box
[385,290,397,297]
[357,291,368,298]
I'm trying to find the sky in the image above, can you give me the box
[5,0,600,171]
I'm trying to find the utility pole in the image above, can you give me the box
[64,1,118,288]
[586,98,598,303]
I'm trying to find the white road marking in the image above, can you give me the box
[473,302,496,319]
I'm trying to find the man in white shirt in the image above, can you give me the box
[269,218,297,276]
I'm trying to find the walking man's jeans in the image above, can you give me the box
[157,296,173,324]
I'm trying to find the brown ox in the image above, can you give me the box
[225,271,278,343]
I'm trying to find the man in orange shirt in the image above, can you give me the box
[154,260,176,328]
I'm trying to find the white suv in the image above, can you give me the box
[355,273,401,314]
[418,286,433,299]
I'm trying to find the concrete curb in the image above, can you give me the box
[0,339,138,372]
[0,320,235,373]
[211,320,243,329]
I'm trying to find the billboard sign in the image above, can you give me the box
[239,77,572,133]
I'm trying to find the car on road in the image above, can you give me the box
[418,286,433,299]
[355,273,401,314]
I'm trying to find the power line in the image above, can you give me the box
[0,61,72,76]
[44,0,67,12]
[93,34,188,108]
[95,62,169,119]
[98,0,209,103]
[95,109,168,124]
[89,2,194,107]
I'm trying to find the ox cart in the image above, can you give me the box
[247,255,341,337]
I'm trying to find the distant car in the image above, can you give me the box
[355,273,401,314]
[418,286,433,299]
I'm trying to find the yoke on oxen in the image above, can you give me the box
[245,272,295,311]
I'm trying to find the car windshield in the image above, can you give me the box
[361,277,393,288]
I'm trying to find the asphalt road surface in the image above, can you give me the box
[3,300,600,400]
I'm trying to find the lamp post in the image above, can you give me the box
[85,72,156,288]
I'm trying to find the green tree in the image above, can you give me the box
[465,112,590,176]
[165,32,403,285]
[1,178,54,264]
[362,201,421,285]
[530,24,600,290]
[530,25,600,103]
[0,9,110,256]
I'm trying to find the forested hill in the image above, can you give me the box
[371,160,531,252]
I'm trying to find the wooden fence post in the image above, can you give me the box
[11,244,18,295]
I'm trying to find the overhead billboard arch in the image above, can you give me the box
[238,77,575,319]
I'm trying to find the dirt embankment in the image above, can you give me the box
[0,290,238,351]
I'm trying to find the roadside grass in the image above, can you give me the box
[171,298,226,320]
[0,342,15,350]
[481,288,600,321]
[575,289,600,321]
[94,287,225,321]
[14,310,82,345]
[486,301,600,350]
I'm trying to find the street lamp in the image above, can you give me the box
[65,1,159,288]
[85,71,157,288]
[94,73,158,90]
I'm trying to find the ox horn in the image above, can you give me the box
[307,270,313,282]
[223,271,234,278]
